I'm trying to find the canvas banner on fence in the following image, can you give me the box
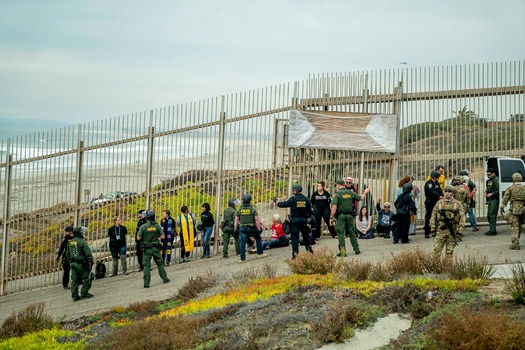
[288,110,397,153]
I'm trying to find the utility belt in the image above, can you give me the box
[143,241,161,249]
[337,209,355,215]
[71,258,85,263]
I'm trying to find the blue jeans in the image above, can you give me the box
[202,226,213,256]
[262,239,280,249]
[239,227,263,261]
[467,207,477,228]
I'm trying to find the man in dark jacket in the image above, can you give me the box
[135,210,147,271]
[275,185,314,259]
[424,171,444,238]
[222,198,240,258]
[56,225,74,289]
[108,217,128,276]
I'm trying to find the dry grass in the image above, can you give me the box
[506,262,525,304]
[227,263,278,288]
[286,249,337,275]
[309,301,373,343]
[0,302,54,339]
[175,272,216,303]
[88,315,207,350]
[425,305,525,349]
[448,253,495,280]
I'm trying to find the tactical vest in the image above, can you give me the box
[290,194,311,218]
[511,184,525,201]
[237,205,257,225]
[335,189,356,214]
[435,200,461,226]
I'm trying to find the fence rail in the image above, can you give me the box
[1,60,524,295]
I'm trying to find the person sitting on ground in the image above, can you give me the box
[263,214,289,249]
[355,206,375,239]
[375,196,394,238]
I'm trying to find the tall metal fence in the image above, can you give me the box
[1,60,524,295]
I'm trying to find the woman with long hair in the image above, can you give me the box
[355,206,374,239]
[310,181,337,239]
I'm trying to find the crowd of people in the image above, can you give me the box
[57,165,525,301]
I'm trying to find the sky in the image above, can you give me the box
[0,0,524,125]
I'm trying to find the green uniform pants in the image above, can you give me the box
[222,226,240,257]
[143,247,169,287]
[70,262,91,299]
[487,198,499,233]
[335,214,360,254]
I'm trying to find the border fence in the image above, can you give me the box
[1,61,524,295]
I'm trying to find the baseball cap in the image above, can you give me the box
[65,225,74,232]
[345,177,354,183]
[487,168,495,173]
[336,179,345,185]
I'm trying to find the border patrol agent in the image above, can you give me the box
[66,227,94,301]
[223,198,241,258]
[501,172,525,250]
[275,184,314,259]
[484,168,500,235]
[234,194,267,263]
[330,179,371,257]
[137,210,170,288]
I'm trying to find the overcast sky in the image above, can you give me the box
[0,0,524,124]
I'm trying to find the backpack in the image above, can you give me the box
[282,219,291,235]
[95,261,106,279]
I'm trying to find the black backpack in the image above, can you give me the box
[282,219,291,235]
[95,261,106,279]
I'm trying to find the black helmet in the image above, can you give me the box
[228,198,240,207]
[145,210,155,220]
[292,184,303,193]
[72,227,84,237]
[430,171,440,179]
[242,194,252,204]
[402,183,413,193]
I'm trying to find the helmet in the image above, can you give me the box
[72,227,84,237]
[402,183,413,193]
[242,194,252,204]
[512,172,523,182]
[459,169,470,176]
[454,175,464,184]
[228,198,240,207]
[430,171,440,179]
[292,185,303,193]
[145,210,155,220]
[443,185,454,192]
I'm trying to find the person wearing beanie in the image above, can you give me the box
[424,170,444,238]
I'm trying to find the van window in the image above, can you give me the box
[499,159,525,182]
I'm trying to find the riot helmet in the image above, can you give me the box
[228,198,240,207]
[292,184,303,193]
[242,194,252,205]
[402,182,413,193]
[145,210,156,220]
[430,171,440,179]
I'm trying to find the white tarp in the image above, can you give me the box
[288,110,397,153]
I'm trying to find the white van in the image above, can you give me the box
[484,156,525,207]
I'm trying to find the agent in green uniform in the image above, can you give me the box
[330,179,371,257]
[66,227,94,301]
[484,168,500,235]
[137,210,170,288]
[222,198,240,258]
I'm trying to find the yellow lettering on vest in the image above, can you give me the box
[297,201,306,207]
[147,227,157,231]
[240,209,251,215]
[342,194,351,199]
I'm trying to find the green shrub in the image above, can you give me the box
[506,262,525,304]
[448,253,495,280]
[0,302,54,339]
